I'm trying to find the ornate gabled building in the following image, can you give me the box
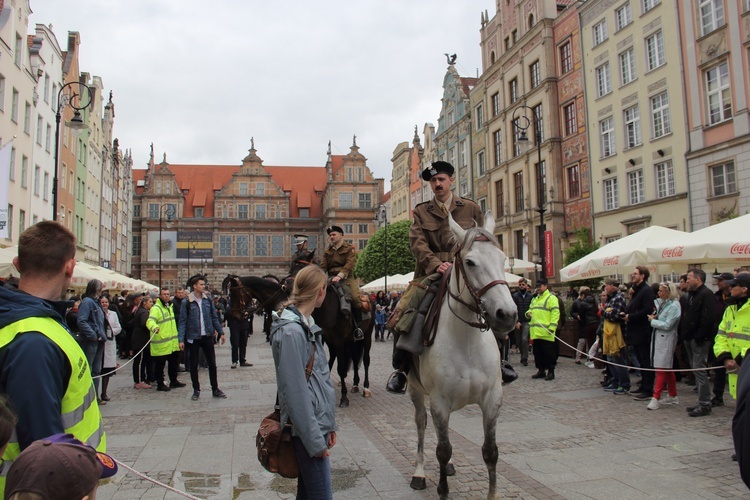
[131,139,383,290]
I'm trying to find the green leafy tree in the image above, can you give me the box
[354,219,415,283]
[563,227,603,291]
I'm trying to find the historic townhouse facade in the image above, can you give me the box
[132,140,384,290]
[477,0,566,277]
[553,2,592,237]
[434,61,477,201]
[390,139,411,223]
[581,0,690,244]
[58,31,82,242]
[677,0,750,230]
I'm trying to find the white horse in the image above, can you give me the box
[407,211,517,499]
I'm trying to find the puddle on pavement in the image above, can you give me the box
[179,467,369,498]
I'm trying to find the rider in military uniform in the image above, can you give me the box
[321,225,365,340]
[386,161,484,393]
[290,234,317,276]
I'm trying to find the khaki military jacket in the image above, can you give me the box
[410,196,484,279]
[322,241,357,279]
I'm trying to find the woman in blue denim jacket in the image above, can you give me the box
[77,279,106,394]
[271,266,336,500]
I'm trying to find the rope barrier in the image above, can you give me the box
[542,325,727,373]
[91,329,157,380]
[113,459,202,500]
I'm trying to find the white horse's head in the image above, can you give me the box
[448,211,518,336]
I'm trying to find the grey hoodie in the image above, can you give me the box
[271,306,336,457]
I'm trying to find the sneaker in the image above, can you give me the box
[647,397,660,410]
[212,389,227,398]
[711,396,724,407]
[585,361,595,368]
[632,393,652,401]
[613,386,630,395]
[231,363,237,369]
[688,405,712,417]
[661,395,679,405]
[603,384,618,391]
[191,391,200,401]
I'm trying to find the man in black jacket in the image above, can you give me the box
[625,266,657,400]
[681,268,718,417]
[512,278,533,366]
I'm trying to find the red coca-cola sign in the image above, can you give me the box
[568,266,580,276]
[731,243,750,255]
[661,246,684,259]
[603,255,619,266]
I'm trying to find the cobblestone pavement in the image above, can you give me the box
[96,328,748,499]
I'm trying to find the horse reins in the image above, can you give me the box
[447,234,509,330]
[228,276,287,315]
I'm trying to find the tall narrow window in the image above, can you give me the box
[495,180,504,218]
[655,160,675,198]
[563,103,576,136]
[529,60,541,89]
[627,170,645,204]
[604,177,619,210]
[706,61,732,125]
[0,75,6,112]
[493,130,502,166]
[616,2,632,30]
[619,48,636,85]
[642,0,660,12]
[596,63,612,97]
[475,103,484,129]
[513,172,524,212]
[560,42,572,74]
[492,93,500,116]
[567,165,581,198]
[651,91,671,138]
[509,78,518,103]
[593,20,608,46]
[646,31,665,70]
[710,162,736,196]
[477,150,486,176]
[533,104,544,142]
[600,117,615,157]
[700,0,725,36]
[624,106,642,148]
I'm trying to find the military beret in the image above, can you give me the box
[327,225,344,235]
[422,161,455,181]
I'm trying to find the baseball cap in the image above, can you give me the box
[726,273,750,288]
[713,272,735,281]
[5,433,117,499]
[534,278,548,287]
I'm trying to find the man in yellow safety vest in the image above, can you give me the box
[0,222,106,496]
[147,287,185,391]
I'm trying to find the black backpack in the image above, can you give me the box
[556,295,567,329]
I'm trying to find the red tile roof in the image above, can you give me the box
[266,166,326,218]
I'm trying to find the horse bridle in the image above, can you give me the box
[227,275,289,315]
[447,234,509,330]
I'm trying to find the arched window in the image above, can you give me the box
[490,51,496,64]
[528,14,534,29]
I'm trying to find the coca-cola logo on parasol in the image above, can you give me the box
[731,243,750,255]
[661,246,684,259]
[602,255,619,266]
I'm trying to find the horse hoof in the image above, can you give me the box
[363,388,371,398]
[351,386,359,393]
[339,399,349,408]
[410,476,426,490]
[445,463,456,476]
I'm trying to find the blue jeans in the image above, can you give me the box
[81,340,104,393]
[292,436,332,500]
[606,353,630,389]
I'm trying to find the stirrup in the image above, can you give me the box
[386,370,407,394]
[353,328,364,341]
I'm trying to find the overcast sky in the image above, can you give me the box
[30,1,488,189]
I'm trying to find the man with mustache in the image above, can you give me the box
[386,160,484,393]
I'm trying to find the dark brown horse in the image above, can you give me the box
[222,273,373,407]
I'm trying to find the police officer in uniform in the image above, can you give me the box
[386,160,484,393]
[321,225,364,340]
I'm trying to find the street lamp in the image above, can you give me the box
[512,104,546,280]
[509,255,515,274]
[188,241,197,281]
[374,205,388,295]
[158,204,176,289]
[53,82,92,222]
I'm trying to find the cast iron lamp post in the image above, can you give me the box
[53,82,92,221]
[158,204,176,289]
[512,105,546,280]
[374,205,388,295]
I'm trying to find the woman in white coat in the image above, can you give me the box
[646,282,682,410]
[100,296,122,403]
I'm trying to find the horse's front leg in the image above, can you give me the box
[337,355,349,408]
[480,385,502,499]
[409,385,427,490]
[430,400,452,499]
[362,341,371,397]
